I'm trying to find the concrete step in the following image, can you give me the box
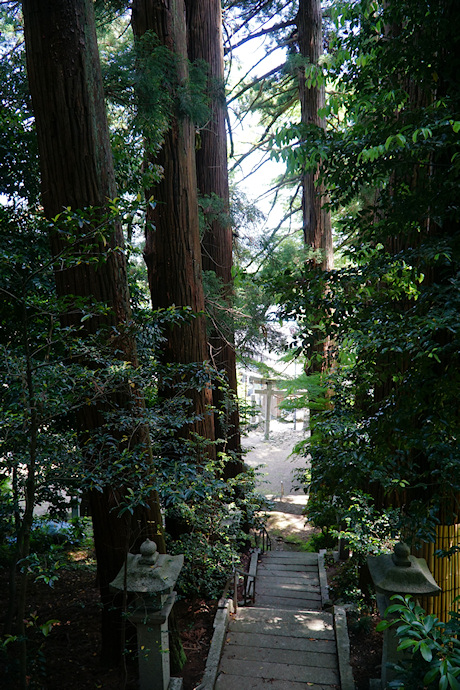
[254,549,323,610]
[216,674,338,690]
[257,583,320,597]
[258,562,318,573]
[221,642,338,668]
[256,593,321,609]
[263,551,318,564]
[224,630,336,655]
[217,606,339,689]
[257,568,319,584]
[228,607,335,640]
[255,594,322,610]
[216,658,340,687]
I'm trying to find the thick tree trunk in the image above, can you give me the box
[132,0,215,454]
[296,0,333,271]
[370,6,460,611]
[22,0,164,666]
[185,0,243,476]
[296,0,333,374]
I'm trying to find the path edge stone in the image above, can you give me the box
[197,549,262,689]
[195,598,233,690]
[318,549,331,608]
[334,605,356,690]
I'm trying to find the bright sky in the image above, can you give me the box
[226,28,292,229]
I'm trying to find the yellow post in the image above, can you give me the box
[419,523,460,622]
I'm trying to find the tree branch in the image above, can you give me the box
[225,19,296,54]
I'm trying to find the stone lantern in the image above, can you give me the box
[110,539,184,690]
[368,542,441,689]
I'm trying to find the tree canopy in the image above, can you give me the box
[1,0,459,682]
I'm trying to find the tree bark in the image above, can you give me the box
[297,0,333,271]
[185,0,243,476]
[132,0,215,455]
[22,0,165,666]
[296,0,333,374]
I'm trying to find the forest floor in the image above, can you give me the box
[0,543,381,689]
[1,424,382,688]
[0,553,217,689]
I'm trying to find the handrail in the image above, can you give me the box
[233,568,252,609]
[222,549,259,613]
[252,524,272,553]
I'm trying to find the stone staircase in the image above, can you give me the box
[213,550,353,690]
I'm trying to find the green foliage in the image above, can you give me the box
[202,268,236,347]
[0,201,141,521]
[348,611,375,635]
[1,207,80,490]
[234,236,305,362]
[322,494,398,609]
[329,558,368,608]
[171,532,239,599]
[303,530,337,552]
[166,462,269,599]
[100,23,211,199]
[268,0,460,545]
[318,495,397,609]
[0,15,39,204]
[0,197,263,686]
[28,517,92,552]
[0,611,60,690]
[334,493,399,557]
[0,5,260,684]
[0,197,256,605]
[377,595,460,689]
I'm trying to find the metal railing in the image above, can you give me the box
[252,524,272,553]
[232,566,254,611]
[222,549,260,613]
[219,525,270,614]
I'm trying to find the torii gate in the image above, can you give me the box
[251,377,287,440]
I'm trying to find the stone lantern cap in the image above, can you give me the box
[367,542,441,596]
[109,539,184,603]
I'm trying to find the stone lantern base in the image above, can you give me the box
[368,543,441,690]
[109,540,185,690]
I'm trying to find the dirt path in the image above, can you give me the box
[243,423,307,497]
[243,423,317,548]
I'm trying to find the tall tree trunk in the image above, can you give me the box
[132,0,215,456]
[297,0,333,374]
[185,0,243,477]
[22,0,165,666]
[297,0,333,271]
[371,3,460,620]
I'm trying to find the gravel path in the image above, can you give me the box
[242,423,316,548]
[243,423,308,498]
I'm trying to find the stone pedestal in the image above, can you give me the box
[131,593,176,690]
[368,542,440,687]
[110,539,184,690]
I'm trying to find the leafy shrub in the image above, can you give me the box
[165,465,270,599]
[29,517,91,551]
[377,595,460,689]
[0,613,59,690]
[329,558,371,609]
[171,532,239,600]
[305,529,337,552]
[15,518,93,587]
[0,478,15,565]
[333,492,399,558]
[347,611,374,635]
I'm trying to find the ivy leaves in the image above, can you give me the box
[377,595,460,689]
